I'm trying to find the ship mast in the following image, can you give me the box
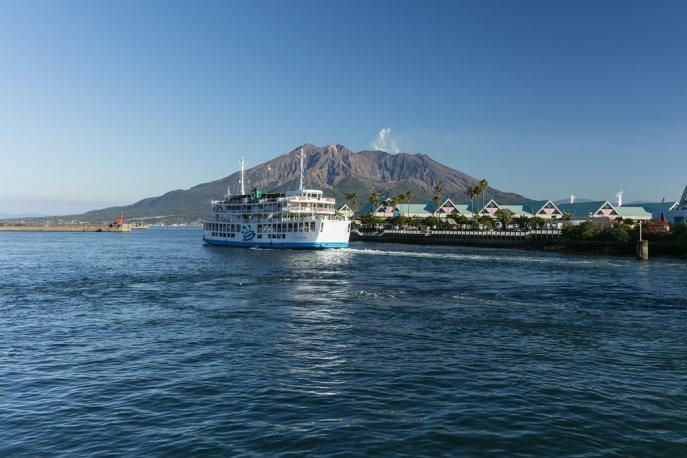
[298,148,305,191]
[239,156,246,195]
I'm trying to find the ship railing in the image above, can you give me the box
[288,196,336,203]
[381,229,562,236]
[287,208,335,214]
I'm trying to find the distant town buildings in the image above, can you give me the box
[657,185,687,225]
[340,192,687,226]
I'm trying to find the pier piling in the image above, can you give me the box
[636,240,649,261]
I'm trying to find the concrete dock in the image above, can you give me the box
[0,223,132,232]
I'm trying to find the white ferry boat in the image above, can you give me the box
[203,150,350,249]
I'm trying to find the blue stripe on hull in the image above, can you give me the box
[204,238,349,249]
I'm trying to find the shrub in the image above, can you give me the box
[599,224,633,243]
[421,216,442,228]
[530,216,547,229]
[562,221,598,240]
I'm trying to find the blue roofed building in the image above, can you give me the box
[557,201,620,221]
[507,200,564,219]
[557,201,652,222]
[657,185,687,225]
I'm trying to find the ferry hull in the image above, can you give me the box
[202,219,350,249]
[203,239,348,249]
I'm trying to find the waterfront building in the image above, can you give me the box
[352,195,659,226]
[496,205,534,218]
[395,203,437,218]
[337,203,354,218]
[633,202,679,213]
[507,200,564,219]
[467,199,501,217]
[556,201,652,222]
[435,198,474,218]
[614,206,652,221]
[355,199,396,218]
[656,185,687,225]
[556,201,619,220]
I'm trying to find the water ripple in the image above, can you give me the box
[1,230,686,455]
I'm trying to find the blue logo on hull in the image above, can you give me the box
[242,225,256,241]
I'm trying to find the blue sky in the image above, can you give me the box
[1,0,685,214]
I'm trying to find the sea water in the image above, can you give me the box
[1,228,686,455]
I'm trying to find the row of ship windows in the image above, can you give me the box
[205,222,320,233]
[209,233,289,239]
[213,204,333,212]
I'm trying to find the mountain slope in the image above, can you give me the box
[70,144,529,222]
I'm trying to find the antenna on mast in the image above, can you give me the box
[239,156,246,195]
[298,148,305,191]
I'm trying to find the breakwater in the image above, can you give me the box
[351,229,643,256]
[352,229,561,249]
[0,223,132,233]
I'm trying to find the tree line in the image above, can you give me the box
[344,179,573,231]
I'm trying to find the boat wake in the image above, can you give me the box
[343,247,598,266]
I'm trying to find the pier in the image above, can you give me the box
[352,229,562,250]
[350,229,654,256]
[0,211,132,233]
[0,223,132,232]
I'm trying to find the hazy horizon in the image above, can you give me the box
[2,0,686,214]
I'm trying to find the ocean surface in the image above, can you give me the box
[1,227,686,456]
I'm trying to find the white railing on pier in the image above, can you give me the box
[367,229,561,237]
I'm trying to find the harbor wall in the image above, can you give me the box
[0,224,132,233]
[351,230,637,255]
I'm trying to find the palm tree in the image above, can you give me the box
[432,185,443,214]
[346,192,359,213]
[494,208,513,230]
[467,185,478,216]
[398,190,412,218]
[389,196,398,217]
[530,216,546,229]
[368,192,380,214]
[478,179,488,211]
[472,214,484,230]
[514,215,530,230]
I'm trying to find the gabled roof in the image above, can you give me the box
[498,205,533,218]
[508,200,562,216]
[337,203,352,211]
[557,201,619,219]
[437,198,458,211]
[630,202,679,213]
[467,199,500,213]
[437,198,473,216]
[397,203,436,216]
[453,204,474,217]
[355,202,391,216]
[615,206,652,219]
